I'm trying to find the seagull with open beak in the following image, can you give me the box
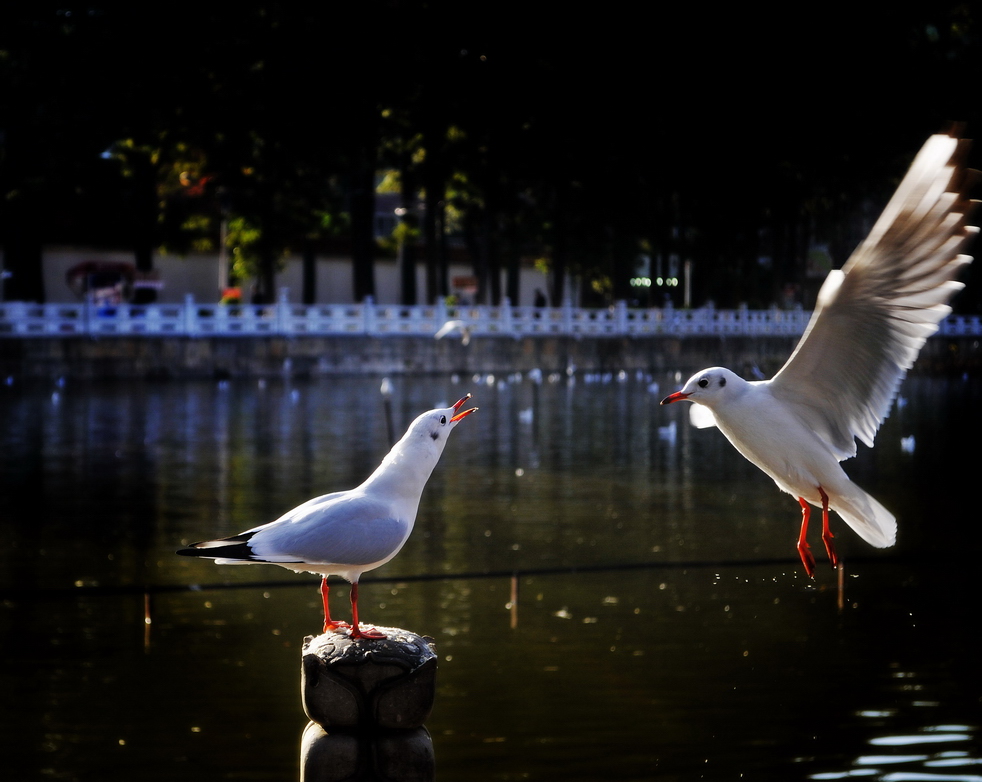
[179,394,478,639]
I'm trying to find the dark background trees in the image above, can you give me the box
[2,2,980,310]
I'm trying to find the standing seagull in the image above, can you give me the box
[661,129,977,576]
[178,394,478,639]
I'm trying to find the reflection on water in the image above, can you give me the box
[0,371,979,781]
[301,722,435,782]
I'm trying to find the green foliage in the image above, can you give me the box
[226,215,279,284]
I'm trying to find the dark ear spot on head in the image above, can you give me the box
[430,432,440,441]
[719,377,726,387]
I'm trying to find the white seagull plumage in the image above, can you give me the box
[662,129,977,576]
[434,319,472,346]
[178,394,477,639]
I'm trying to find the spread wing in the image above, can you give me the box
[769,130,977,460]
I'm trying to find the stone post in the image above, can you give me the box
[363,295,376,334]
[300,627,437,782]
[277,287,291,334]
[184,293,197,335]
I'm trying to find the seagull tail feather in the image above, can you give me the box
[831,486,897,549]
[176,530,260,561]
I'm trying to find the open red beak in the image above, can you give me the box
[660,391,690,405]
[450,393,478,422]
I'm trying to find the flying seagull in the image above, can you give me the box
[662,129,977,576]
[434,319,472,346]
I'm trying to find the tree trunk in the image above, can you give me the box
[302,239,317,305]
[423,179,445,304]
[258,245,277,304]
[436,201,449,301]
[131,150,158,303]
[611,230,633,302]
[505,219,520,305]
[1,228,45,303]
[550,191,567,306]
[398,162,417,306]
[350,144,377,303]
[1,124,47,303]
[473,211,500,305]
[487,216,501,306]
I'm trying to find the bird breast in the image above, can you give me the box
[711,389,839,497]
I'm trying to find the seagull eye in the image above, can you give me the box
[698,378,709,388]
[440,415,447,425]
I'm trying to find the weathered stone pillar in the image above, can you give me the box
[300,627,437,782]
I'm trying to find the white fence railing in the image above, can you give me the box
[1,294,979,339]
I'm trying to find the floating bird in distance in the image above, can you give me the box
[662,129,977,576]
[178,394,478,639]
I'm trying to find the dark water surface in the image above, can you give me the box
[1,369,979,781]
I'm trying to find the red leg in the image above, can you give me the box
[819,487,838,570]
[348,582,386,640]
[320,576,350,634]
[797,498,816,577]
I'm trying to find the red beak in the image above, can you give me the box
[660,391,690,405]
[450,393,478,422]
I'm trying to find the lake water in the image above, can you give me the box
[0,368,979,781]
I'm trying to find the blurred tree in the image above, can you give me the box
[1,1,980,311]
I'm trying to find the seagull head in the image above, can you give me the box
[400,393,478,452]
[660,367,742,409]
[367,394,478,496]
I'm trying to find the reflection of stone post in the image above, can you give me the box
[300,628,437,782]
[301,723,435,782]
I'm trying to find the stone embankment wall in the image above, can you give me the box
[0,334,977,381]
